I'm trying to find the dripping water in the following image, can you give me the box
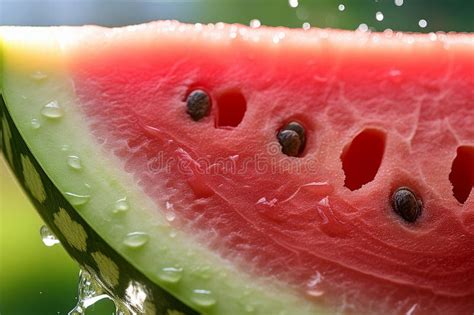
[40,225,60,247]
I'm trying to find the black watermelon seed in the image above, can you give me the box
[278,129,302,157]
[277,121,306,157]
[391,187,422,223]
[285,122,306,146]
[186,90,211,121]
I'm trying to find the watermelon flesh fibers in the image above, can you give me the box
[1,22,474,314]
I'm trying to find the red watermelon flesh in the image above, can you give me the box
[68,22,474,314]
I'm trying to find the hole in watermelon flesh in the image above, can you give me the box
[215,90,247,128]
[449,145,474,204]
[341,128,386,191]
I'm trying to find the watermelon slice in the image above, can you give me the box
[1,22,473,315]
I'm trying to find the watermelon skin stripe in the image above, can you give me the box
[0,95,199,315]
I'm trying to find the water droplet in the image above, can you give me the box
[383,28,394,37]
[418,19,427,28]
[375,11,384,22]
[114,197,129,213]
[31,71,48,81]
[40,225,60,247]
[272,32,285,44]
[124,281,149,313]
[194,23,203,31]
[67,155,82,170]
[190,289,216,307]
[357,23,369,32]
[338,4,345,11]
[394,0,403,6]
[288,0,298,8]
[68,269,111,315]
[31,118,41,129]
[41,101,64,119]
[302,22,311,30]
[429,32,437,41]
[249,19,261,28]
[65,192,91,206]
[169,230,177,238]
[306,289,325,297]
[305,271,325,297]
[165,201,176,222]
[165,211,176,222]
[61,144,71,151]
[157,267,183,283]
[123,232,149,248]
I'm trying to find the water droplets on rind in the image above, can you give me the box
[64,192,91,206]
[31,118,41,129]
[67,155,82,170]
[190,289,216,307]
[123,232,149,248]
[40,225,60,247]
[157,267,183,284]
[41,100,64,119]
[114,197,130,214]
[418,19,428,28]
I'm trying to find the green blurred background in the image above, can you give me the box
[0,1,472,314]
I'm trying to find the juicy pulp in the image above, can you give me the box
[1,22,473,315]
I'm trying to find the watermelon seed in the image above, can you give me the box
[277,122,306,157]
[186,90,211,121]
[391,187,422,223]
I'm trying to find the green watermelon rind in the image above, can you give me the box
[0,95,199,315]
